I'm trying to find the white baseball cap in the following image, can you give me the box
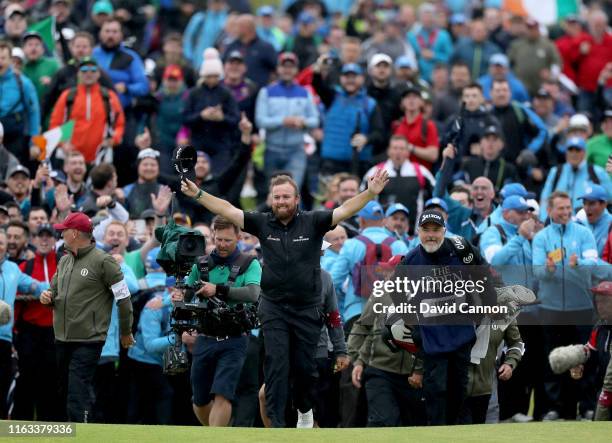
[368,53,392,69]
[568,113,590,130]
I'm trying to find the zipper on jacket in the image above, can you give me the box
[86,89,91,120]
[560,225,566,311]
[62,257,75,338]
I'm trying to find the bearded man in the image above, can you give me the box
[391,209,499,426]
[181,169,390,428]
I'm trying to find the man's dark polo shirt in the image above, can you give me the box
[244,210,334,306]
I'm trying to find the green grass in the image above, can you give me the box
[5,421,612,443]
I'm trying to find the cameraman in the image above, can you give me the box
[171,216,262,427]
[181,166,389,428]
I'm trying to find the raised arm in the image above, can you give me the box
[332,168,389,226]
[181,179,244,228]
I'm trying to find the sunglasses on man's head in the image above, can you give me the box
[80,66,98,73]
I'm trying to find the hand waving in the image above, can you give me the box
[151,185,172,215]
[367,168,389,195]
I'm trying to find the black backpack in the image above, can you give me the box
[471,212,508,249]
[551,163,600,191]
[64,86,115,138]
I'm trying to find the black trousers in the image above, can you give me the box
[92,360,118,423]
[56,341,104,423]
[232,334,262,427]
[423,340,473,426]
[313,356,341,428]
[0,340,13,419]
[498,314,547,420]
[12,324,61,421]
[338,317,368,428]
[127,359,174,425]
[364,366,426,427]
[540,309,593,419]
[259,297,322,428]
[460,395,491,424]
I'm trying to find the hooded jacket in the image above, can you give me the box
[49,83,125,163]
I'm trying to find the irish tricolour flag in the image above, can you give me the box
[503,0,580,25]
[32,120,75,161]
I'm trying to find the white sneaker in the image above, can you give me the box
[296,409,314,428]
[511,413,533,423]
[542,410,560,421]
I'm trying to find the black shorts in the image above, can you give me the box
[191,335,249,406]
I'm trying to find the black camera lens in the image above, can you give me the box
[183,237,197,253]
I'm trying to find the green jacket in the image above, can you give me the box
[185,251,262,305]
[508,37,561,96]
[23,57,60,101]
[348,294,422,376]
[587,134,612,170]
[467,321,523,397]
[51,244,133,342]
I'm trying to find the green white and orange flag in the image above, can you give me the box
[27,16,56,54]
[503,0,579,25]
[33,120,75,161]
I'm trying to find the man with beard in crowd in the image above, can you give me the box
[61,151,88,208]
[5,165,32,215]
[392,209,498,425]
[92,18,148,184]
[181,167,390,428]
[122,149,163,219]
[6,220,32,265]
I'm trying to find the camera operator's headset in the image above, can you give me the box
[197,253,257,289]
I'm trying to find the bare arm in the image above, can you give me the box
[411,145,439,164]
[332,168,389,226]
[181,179,244,228]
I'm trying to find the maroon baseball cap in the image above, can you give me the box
[53,212,93,233]
[278,52,298,65]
